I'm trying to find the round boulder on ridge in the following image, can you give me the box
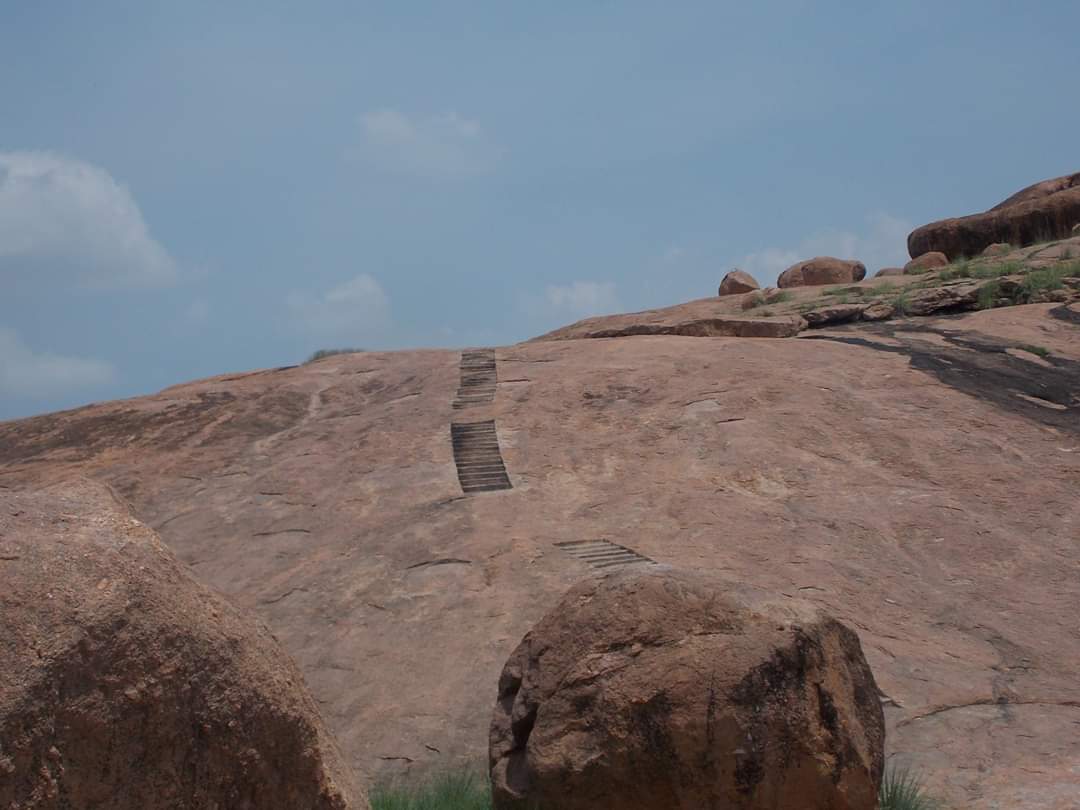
[777,257,866,288]
[719,270,761,296]
[489,566,885,810]
[904,251,949,274]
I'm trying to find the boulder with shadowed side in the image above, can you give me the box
[908,172,1080,260]
[719,270,760,296]
[777,257,866,288]
[489,567,885,810]
[0,478,364,810]
[904,252,949,274]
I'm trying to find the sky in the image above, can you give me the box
[2,1,1079,420]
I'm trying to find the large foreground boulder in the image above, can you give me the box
[0,479,364,810]
[908,172,1080,260]
[777,257,866,288]
[489,567,885,810]
[719,269,760,296]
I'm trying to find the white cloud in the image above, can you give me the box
[352,109,500,177]
[0,151,178,288]
[739,213,912,286]
[544,281,620,317]
[286,274,391,342]
[0,327,115,398]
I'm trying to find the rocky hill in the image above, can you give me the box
[2,283,1079,806]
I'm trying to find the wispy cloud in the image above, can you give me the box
[543,281,620,317]
[351,109,501,177]
[0,151,178,288]
[0,327,115,398]
[286,274,391,343]
[738,213,911,285]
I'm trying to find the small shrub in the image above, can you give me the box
[891,289,911,316]
[306,347,366,363]
[768,290,794,304]
[741,293,766,310]
[1019,344,1051,358]
[371,772,492,810]
[977,280,1001,310]
[1019,267,1068,301]
[879,765,943,810]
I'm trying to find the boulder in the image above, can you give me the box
[908,172,1080,260]
[874,267,905,278]
[777,257,867,288]
[719,270,760,296]
[489,567,885,810]
[904,252,949,274]
[0,479,364,810]
[861,302,896,321]
[981,242,1012,257]
[803,303,869,327]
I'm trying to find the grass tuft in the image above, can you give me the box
[371,772,492,810]
[306,347,366,363]
[879,766,943,810]
[1018,344,1051,359]
[976,280,1001,310]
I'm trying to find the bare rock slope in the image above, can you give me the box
[2,302,1080,808]
[0,478,363,809]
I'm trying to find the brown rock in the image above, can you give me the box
[860,301,896,321]
[0,479,364,810]
[904,252,949,274]
[803,303,868,327]
[908,172,1080,260]
[874,267,905,277]
[719,270,760,296]
[489,567,885,810]
[981,242,1012,257]
[777,257,866,288]
[534,298,806,340]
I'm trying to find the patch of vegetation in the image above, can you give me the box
[976,280,1001,310]
[768,290,793,304]
[937,261,971,282]
[971,260,1022,279]
[371,772,492,810]
[741,292,766,310]
[891,289,911,316]
[1018,344,1051,359]
[306,347,366,363]
[879,766,943,810]
[823,286,866,298]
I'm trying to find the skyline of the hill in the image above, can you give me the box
[3,1,1080,419]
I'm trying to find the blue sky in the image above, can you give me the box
[2,1,1078,420]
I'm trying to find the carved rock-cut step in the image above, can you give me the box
[451,421,512,493]
[453,349,497,409]
[555,539,655,570]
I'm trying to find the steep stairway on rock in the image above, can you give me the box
[451,420,512,493]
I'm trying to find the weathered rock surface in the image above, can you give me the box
[2,304,1080,809]
[874,267,904,277]
[909,172,1080,260]
[803,303,868,327]
[777,257,866,288]
[0,478,363,810]
[719,269,760,296]
[489,567,884,810]
[1073,223,1080,237]
[534,298,806,340]
[904,252,949,274]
